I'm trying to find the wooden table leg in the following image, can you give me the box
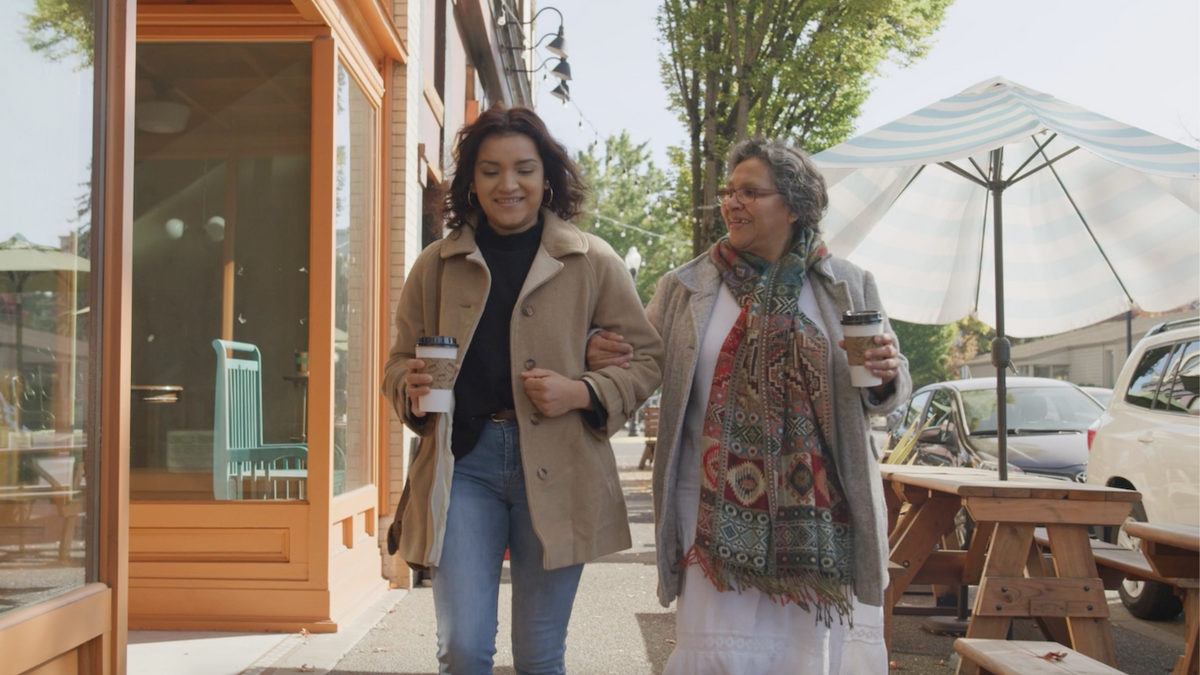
[889,494,961,599]
[1024,536,1071,646]
[956,522,1035,675]
[1046,523,1118,667]
[1178,586,1198,675]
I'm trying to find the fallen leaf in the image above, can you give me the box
[889,660,901,670]
[373,647,388,653]
[1039,651,1068,661]
[296,665,315,673]
[665,639,676,645]
[299,628,310,638]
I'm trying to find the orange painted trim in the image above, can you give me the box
[0,584,111,675]
[22,650,78,675]
[376,57,393,517]
[137,4,321,26]
[136,25,332,42]
[308,36,338,589]
[331,484,377,524]
[292,0,408,64]
[335,39,386,112]
[99,0,135,671]
[128,586,338,633]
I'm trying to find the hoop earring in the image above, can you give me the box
[467,191,477,207]
[542,186,554,206]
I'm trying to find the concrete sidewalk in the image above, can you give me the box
[129,434,1187,674]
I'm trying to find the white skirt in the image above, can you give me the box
[664,475,889,675]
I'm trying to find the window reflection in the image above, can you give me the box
[333,63,376,496]
[0,0,97,616]
[131,43,312,501]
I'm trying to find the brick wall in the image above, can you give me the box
[381,0,424,587]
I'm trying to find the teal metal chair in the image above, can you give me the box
[212,340,308,500]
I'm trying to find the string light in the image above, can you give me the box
[586,210,688,246]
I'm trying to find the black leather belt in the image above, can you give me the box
[489,409,517,422]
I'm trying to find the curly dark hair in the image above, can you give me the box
[727,138,828,235]
[443,104,588,230]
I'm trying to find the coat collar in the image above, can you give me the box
[675,238,836,292]
[440,208,589,259]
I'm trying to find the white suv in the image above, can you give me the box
[1087,316,1199,619]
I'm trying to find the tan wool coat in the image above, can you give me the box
[383,209,664,571]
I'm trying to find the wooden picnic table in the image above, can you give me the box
[1124,522,1199,675]
[880,464,1140,675]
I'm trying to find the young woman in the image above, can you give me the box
[382,104,662,675]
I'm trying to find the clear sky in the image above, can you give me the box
[535,0,1200,168]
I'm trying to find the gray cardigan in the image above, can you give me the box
[645,252,912,608]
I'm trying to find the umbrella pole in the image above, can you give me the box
[988,149,1011,481]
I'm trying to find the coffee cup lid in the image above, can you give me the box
[841,310,882,325]
[417,336,458,348]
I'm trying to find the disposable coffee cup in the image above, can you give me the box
[414,336,458,413]
[842,311,883,388]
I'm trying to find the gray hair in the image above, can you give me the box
[727,138,828,233]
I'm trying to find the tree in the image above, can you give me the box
[575,133,692,304]
[892,319,956,389]
[657,0,952,255]
[23,0,94,68]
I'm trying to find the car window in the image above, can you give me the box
[961,386,1101,433]
[1160,341,1200,415]
[1125,345,1174,410]
[899,391,931,431]
[928,389,954,429]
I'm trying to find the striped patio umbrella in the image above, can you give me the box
[811,76,1199,478]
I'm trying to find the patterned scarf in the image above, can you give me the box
[683,229,855,624]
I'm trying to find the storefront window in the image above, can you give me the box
[0,0,97,615]
[333,62,376,496]
[130,43,312,501]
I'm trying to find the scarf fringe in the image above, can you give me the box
[683,544,854,628]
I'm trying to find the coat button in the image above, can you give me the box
[524,359,536,370]
[537,467,548,479]
[530,413,542,425]
[522,306,534,316]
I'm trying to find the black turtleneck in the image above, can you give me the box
[451,218,545,458]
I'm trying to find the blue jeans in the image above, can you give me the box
[432,419,584,675]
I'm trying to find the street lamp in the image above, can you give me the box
[624,246,641,281]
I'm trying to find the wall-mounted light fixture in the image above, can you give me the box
[507,56,572,82]
[498,5,574,104]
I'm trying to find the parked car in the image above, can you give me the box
[1080,386,1113,407]
[1087,316,1199,619]
[888,377,1104,482]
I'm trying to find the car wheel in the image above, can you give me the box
[1109,502,1183,621]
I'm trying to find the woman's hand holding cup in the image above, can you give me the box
[404,358,434,418]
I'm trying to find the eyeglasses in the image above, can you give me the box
[716,187,779,204]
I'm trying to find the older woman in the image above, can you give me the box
[643,138,910,674]
[383,105,662,674]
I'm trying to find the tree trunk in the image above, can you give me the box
[701,60,719,254]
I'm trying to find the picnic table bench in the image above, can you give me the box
[955,638,1127,675]
[1124,523,1199,675]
